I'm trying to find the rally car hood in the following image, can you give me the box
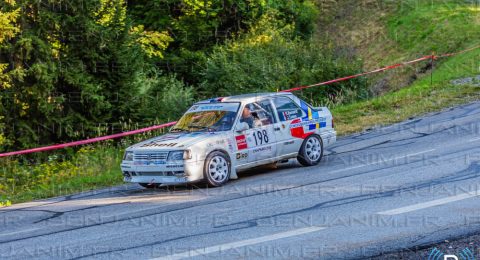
[128,132,221,151]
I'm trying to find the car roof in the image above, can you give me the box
[196,92,295,104]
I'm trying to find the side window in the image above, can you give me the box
[240,100,276,129]
[273,97,305,122]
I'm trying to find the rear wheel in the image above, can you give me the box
[204,151,231,187]
[297,134,323,166]
[139,183,161,189]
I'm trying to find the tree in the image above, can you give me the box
[0,0,20,149]
[127,0,318,86]
[0,0,173,149]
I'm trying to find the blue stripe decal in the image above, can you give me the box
[300,101,309,121]
[299,100,327,129]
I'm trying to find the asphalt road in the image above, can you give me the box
[1,102,480,260]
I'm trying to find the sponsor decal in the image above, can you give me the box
[226,138,235,152]
[252,146,272,154]
[236,152,248,160]
[139,134,180,147]
[284,140,294,145]
[144,132,212,148]
[290,118,326,128]
[155,134,182,141]
[141,142,177,148]
[282,110,299,121]
[290,118,312,139]
[208,139,225,148]
[197,105,224,110]
[235,135,248,150]
[289,101,327,139]
[188,103,239,112]
[300,101,327,130]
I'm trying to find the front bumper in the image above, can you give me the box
[124,175,189,185]
[120,159,204,184]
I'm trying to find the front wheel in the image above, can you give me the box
[297,134,323,166]
[204,151,231,187]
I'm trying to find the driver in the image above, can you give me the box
[240,107,254,128]
[240,106,262,128]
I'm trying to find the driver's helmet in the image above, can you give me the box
[245,103,255,112]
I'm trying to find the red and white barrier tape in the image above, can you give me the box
[281,55,433,92]
[435,44,480,59]
[0,122,177,157]
[1,45,479,158]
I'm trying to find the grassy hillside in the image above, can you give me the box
[334,47,480,135]
[319,0,480,94]
[1,0,479,206]
[319,0,480,133]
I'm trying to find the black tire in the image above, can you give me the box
[297,134,323,167]
[203,151,231,187]
[139,183,160,189]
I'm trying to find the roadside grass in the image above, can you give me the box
[319,0,480,94]
[0,131,169,205]
[333,48,480,135]
[323,0,480,134]
[0,146,124,205]
[387,0,480,56]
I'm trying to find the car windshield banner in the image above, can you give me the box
[187,103,239,113]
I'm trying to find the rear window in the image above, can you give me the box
[273,97,305,122]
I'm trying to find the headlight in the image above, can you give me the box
[183,149,192,160]
[168,151,184,161]
[123,151,133,161]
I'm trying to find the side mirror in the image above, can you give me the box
[235,122,249,132]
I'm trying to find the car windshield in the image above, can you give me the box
[171,103,240,132]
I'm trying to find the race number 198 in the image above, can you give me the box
[253,130,269,145]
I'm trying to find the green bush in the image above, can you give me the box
[200,11,369,106]
[135,71,195,122]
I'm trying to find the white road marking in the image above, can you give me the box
[377,190,480,215]
[329,149,436,174]
[150,226,326,260]
[469,137,480,142]
[0,227,42,237]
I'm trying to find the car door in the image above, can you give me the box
[234,99,277,165]
[271,96,307,156]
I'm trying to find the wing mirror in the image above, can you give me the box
[235,122,249,132]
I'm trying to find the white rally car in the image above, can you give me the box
[121,92,336,188]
